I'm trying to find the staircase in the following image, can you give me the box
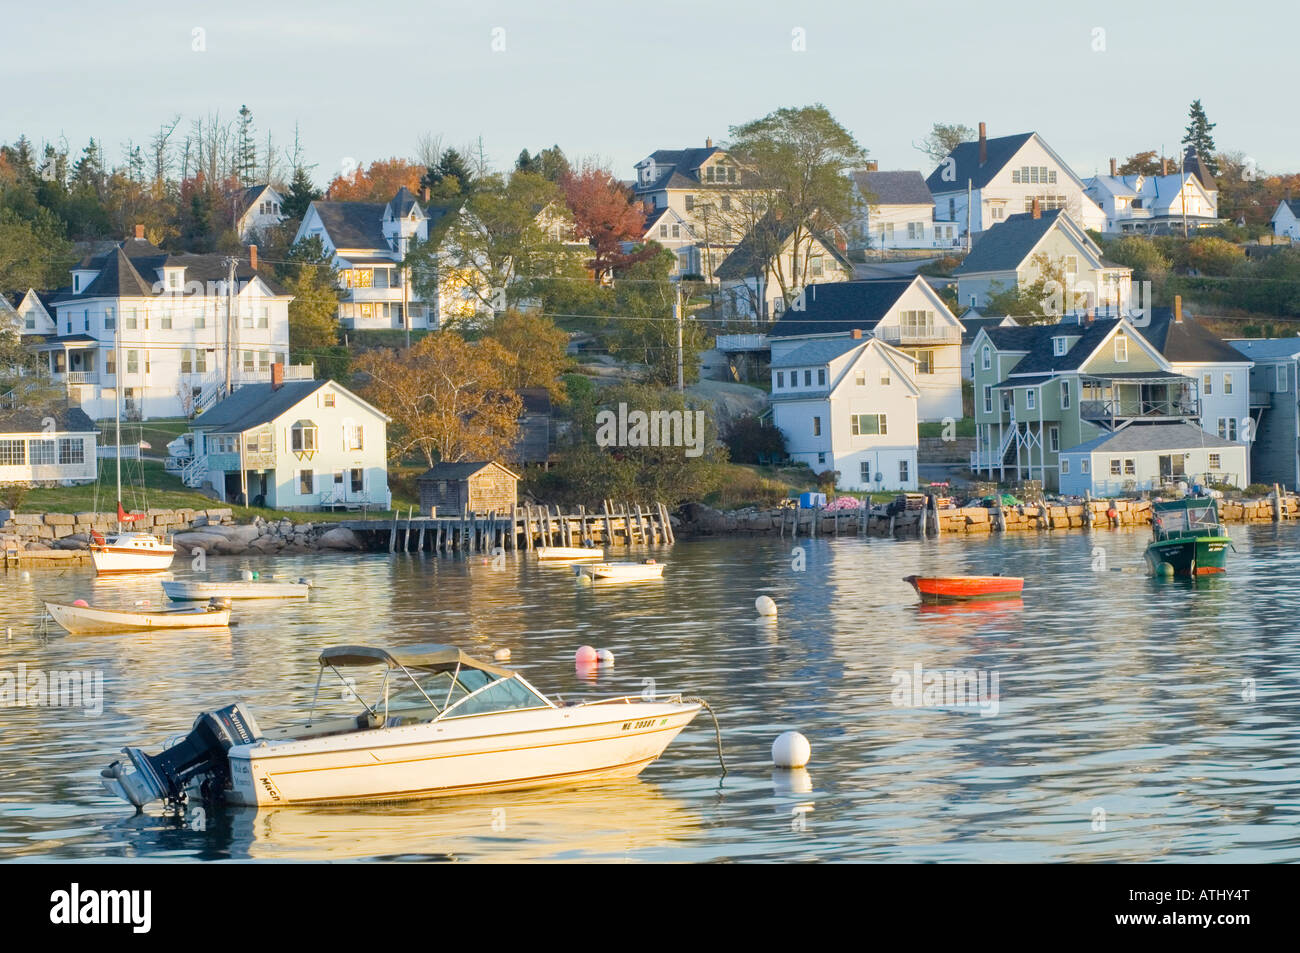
[998,426,1019,467]
[192,382,225,416]
[180,454,208,488]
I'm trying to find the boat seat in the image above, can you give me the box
[262,711,383,741]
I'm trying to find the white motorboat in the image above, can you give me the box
[90,530,176,574]
[162,577,311,601]
[574,559,667,582]
[536,545,605,561]
[46,599,231,635]
[101,643,707,808]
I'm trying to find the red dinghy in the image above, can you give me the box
[904,575,1024,602]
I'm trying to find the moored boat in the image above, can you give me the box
[903,574,1024,602]
[162,578,311,601]
[1145,497,1234,576]
[574,560,666,582]
[90,530,176,574]
[45,599,231,635]
[100,643,706,808]
[536,546,605,561]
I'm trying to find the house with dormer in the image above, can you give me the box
[232,184,288,241]
[296,186,463,330]
[926,124,1105,241]
[1085,152,1220,235]
[952,206,1132,313]
[715,213,855,322]
[766,276,964,421]
[770,333,919,490]
[970,315,1248,492]
[33,230,298,420]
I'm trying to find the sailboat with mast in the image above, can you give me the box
[89,312,176,574]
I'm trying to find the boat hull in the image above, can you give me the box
[575,562,667,582]
[226,702,700,806]
[162,580,309,601]
[90,535,176,574]
[45,601,230,635]
[1145,536,1231,576]
[536,547,605,561]
[904,575,1024,602]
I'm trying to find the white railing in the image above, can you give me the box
[181,454,207,488]
[875,326,962,345]
[65,371,98,384]
[234,364,314,384]
[714,333,769,351]
[97,444,141,460]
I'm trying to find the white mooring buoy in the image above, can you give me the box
[596,648,615,665]
[493,648,511,662]
[755,595,778,617]
[772,731,811,768]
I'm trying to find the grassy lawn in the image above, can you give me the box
[12,459,419,522]
[919,418,976,438]
[95,417,192,459]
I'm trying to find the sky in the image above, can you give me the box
[3,0,1297,185]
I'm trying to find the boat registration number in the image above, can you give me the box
[623,718,660,730]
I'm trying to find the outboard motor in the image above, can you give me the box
[101,703,262,809]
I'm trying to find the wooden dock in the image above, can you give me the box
[339,500,676,554]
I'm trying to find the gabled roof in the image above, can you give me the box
[1229,338,1300,361]
[1062,420,1239,455]
[53,245,286,301]
[715,213,851,281]
[771,337,867,367]
[1182,146,1216,192]
[635,147,723,191]
[954,209,1081,275]
[1139,308,1249,364]
[74,236,163,269]
[1274,199,1300,219]
[925,132,1036,194]
[192,380,333,433]
[386,186,422,221]
[310,200,389,249]
[0,406,96,435]
[416,460,520,482]
[960,314,1018,345]
[767,277,926,338]
[854,170,934,206]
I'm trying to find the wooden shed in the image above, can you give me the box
[417,461,519,517]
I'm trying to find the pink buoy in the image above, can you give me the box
[575,645,598,664]
[73,599,89,607]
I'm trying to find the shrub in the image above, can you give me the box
[723,414,786,464]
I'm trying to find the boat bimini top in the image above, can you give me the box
[312,643,554,728]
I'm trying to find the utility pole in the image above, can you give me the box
[224,256,237,397]
[400,235,410,348]
[674,279,684,393]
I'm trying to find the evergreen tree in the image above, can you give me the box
[236,104,257,185]
[70,139,106,196]
[1182,99,1219,176]
[515,149,537,174]
[282,166,321,221]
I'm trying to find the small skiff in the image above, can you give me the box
[575,560,667,582]
[162,579,310,601]
[903,574,1024,602]
[45,600,232,635]
[536,546,605,561]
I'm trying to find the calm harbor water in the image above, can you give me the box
[2,524,1299,863]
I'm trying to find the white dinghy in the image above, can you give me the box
[536,545,605,561]
[162,576,311,601]
[46,599,231,635]
[101,643,709,808]
[574,559,667,582]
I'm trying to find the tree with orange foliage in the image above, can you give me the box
[562,164,656,279]
[326,158,424,202]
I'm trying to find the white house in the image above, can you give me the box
[714,214,855,321]
[36,231,299,420]
[770,333,919,490]
[1059,421,1247,497]
[178,376,390,510]
[637,206,697,277]
[1085,155,1219,235]
[849,168,959,252]
[0,406,98,486]
[767,276,964,421]
[1271,199,1300,241]
[952,207,1132,313]
[233,185,288,241]
[5,290,57,337]
[926,124,1105,241]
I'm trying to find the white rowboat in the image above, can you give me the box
[574,560,667,582]
[536,546,605,561]
[162,579,310,601]
[101,643,706,808]
[46,600,231,635]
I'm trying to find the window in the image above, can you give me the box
[243,351,255,373]
[982,346,991,370]
[899,459,909,483]
[684,195,695,212]
[258,307,269,329]
[811,255,824,277]
[160,313,172,330]
[1203,373,1213,396]
[298,470,314,495]
[1053,337,1067,356]
[899,310,935,337]
[105,350,115,376]
[324,393,336,407]
[181,349,193,374]
[58,438,84,465]
[347,424,364,451]
[1218,417,1238,440]
[907,222,925,239]
[1110,459,1122,476]
[1011,166,1057,185]
[915,350,934,375]
[851,414,887,436]
[1277,365,1288,392]
[291,420,318,454]
[126,350,139,375]
[1124,459,1136,475]
[854,372,866,386]
[350,468,364,493]
[1064,256,1078,275]
[0,439,25,466]
[860,461,871,483]
[776,371,784,388]
[1082,459,1090,474]
[1061,458,1070,475]
[880,369,891,386]
[1026,388,1036,410]
[1114,336,1128,362]
[984,385,993,413]
[104,308,115,330]
[1223,373,1233,395]
[1061,379,1071,409]
[812,416,821,437]
[1209,453,1221,469]
[991,206,1005,221]
[125,310,138,330]
[1049,426,1059,452]
[195,350,207,373]
[671,224,680,238]
[817,368,827,386]
[804,370,812,387]
[659,224,668,238]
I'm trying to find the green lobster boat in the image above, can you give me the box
[1145,497,1234,576]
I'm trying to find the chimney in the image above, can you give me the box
[134,224,144,240]
[978,122,987,165]
[1174,294,1183,323]
[865,160,879,172]
[271,362,284,391]
[1031,197,1041,219]
[248,244,258,270]
[1109,158,1117,176]
[1161,157,1169,176]
[421,186,430,202]
[706,137,713,148]
[851,328,862,339]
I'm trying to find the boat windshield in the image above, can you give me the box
[378,666,496,719]
[1154,504,1219,539]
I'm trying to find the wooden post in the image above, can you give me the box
[792,504,799,539]
[417,521,425,552]
[1274,484,1283,522]
[657,501,674,544]
[1083,490,1093,528]
[508,504,517,550]
[389,511,398,553]
[603,500,614,546]
[577,504,588,545]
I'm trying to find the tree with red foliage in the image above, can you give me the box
[562,164,656,279]
[326,158,423,202]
